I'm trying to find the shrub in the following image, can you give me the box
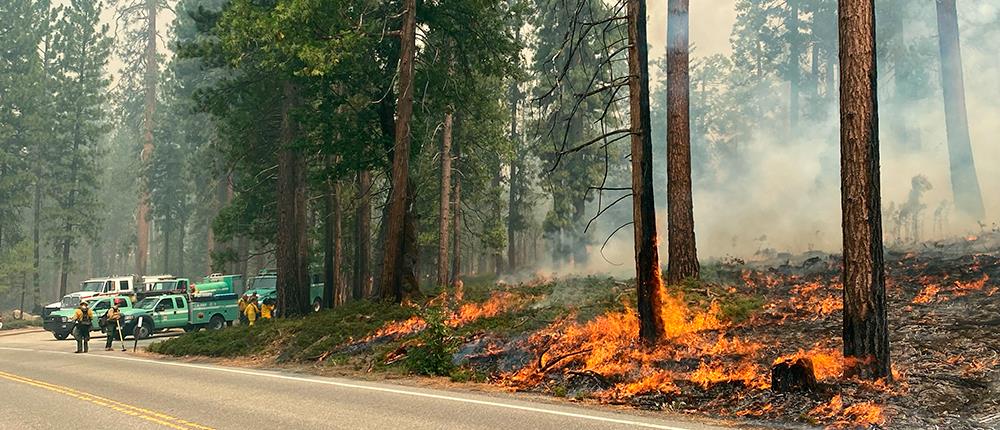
[403,307,455,376]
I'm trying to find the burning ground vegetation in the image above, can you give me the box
[151,234,1000,429]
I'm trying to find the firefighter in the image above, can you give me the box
[103,300,123,351]
[238,294,248,325]
[244,298,259,327]
[260,299,274,320]
[72,302,94,353]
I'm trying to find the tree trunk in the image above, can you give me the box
[839,0,891,380]
[437,112,453,287]
[451,142,463,289]
[136,0,157,278]
[178,224,186,277]
[32,179,42,309]
[379,0,417,303]
[324,177,335,309]
[507,71,520,272]
[935,0,985,220]
[276,81,310,317]
[334,180,344,305]
[666,0,699,285]
[788,0,800,128]
[163,226,171,274]
[354,170,372,299]
[59,239,71,297]
[629,0,666,343]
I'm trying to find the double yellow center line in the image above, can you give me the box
[0,370,215,430]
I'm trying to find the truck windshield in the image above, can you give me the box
[81,281,104,292]
[250,277,276,290]
[136,298,159,310]
[148,281,178,292]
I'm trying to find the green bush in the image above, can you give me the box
[403,307,455,376]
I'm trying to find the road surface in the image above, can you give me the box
[0,330,738,430]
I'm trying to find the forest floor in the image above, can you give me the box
[149,233,1000,429]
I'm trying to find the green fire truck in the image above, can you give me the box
[120,274,241,338]
[244,269,326,312]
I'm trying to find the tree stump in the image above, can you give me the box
[771,357,819,392]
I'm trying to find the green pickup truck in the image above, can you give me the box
[43,296,135,340]
[244,270,326,312]
[124,290,239,339]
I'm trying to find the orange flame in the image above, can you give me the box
[912,284,940,304]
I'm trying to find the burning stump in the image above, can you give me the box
[771,357,819,393]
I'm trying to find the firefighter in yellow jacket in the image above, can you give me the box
[244,299,259,326]
[72,302,94,353]
[238,295,248,325]
[261,299,274,320]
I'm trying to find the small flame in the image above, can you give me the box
[912,284,940,304]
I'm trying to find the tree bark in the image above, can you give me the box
[136,0,157,278]
[437,112,453,287]
[451,142,463,289]
[666,0,699,285]
[276,81,310,317]
[163,225,170,274]
[32,178,42,308]
[59,239,70,298]
[334,180,344,305]
[935,0,985,220]
[380,0,417,302]
[324,177,335,309]
[354,170,372,299]
[178,223,186,277]
[629,0,666,343]
[839,0,891,380]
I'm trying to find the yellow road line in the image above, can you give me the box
[0,370,215,430]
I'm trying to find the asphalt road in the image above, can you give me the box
[0,330,738,430]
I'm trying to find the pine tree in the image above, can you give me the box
[49,0,113,296]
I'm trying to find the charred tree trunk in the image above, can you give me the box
[276,81,310,317]
[839,0,891,380]
[629,0,666,342]
[666,0,699,285]
[136,0,157,278]
[788,0,801,128]
[354,170,372,299]
[935,0,985,220]
[380,0,417,302]
[437,112,453,288]
[507,75,520,272]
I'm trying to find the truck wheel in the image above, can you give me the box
[313,299,322,313]
[53,332,69,341]
[183,325,198,333]
[135,320,153,339]
[208,315,225,331]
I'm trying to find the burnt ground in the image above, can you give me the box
[151,233,1000,429]
[448,234,1000,429]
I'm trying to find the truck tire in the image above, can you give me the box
[135,319,153,339]
[208,315,225,331]
[53,332,69,341]
[183,325,198,333]
[313,298,322,313]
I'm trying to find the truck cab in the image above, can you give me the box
[43,295,135,340]
[137,276,189,300]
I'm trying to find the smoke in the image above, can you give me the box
[548,0,1000,275]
